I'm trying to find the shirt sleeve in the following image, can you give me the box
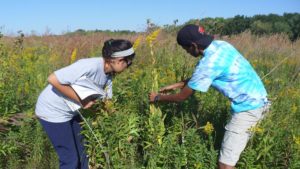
[188,53,225,92]
[54,59,94,85]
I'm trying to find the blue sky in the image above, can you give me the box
[1,0,299,35]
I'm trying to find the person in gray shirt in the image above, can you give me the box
[35,39,135,169]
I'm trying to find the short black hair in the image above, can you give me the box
[102,39,135,59]
[177,24,214,49]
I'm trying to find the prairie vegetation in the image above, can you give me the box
[0,26,299,168]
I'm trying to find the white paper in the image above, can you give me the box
[65,76,106,111]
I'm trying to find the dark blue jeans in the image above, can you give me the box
[39,115,89,169]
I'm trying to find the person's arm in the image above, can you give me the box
[48,73,94,109]
[149,85,194,103]
[48,73,81,103]
[159,78,190,93]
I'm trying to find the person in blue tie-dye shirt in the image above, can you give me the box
[149,24,270,169]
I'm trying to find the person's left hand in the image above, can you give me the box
[149,92,158,103]
[82,100,96,109]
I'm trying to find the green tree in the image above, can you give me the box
[284,13,300,41]
[222,15,251,35]
[250,20,273,35]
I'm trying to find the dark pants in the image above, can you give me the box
[39,115,89,169]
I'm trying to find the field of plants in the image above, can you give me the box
[0,29,299,169]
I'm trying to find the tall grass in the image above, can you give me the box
[0,31,299,169]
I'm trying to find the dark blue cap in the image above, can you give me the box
[177,24,213,49]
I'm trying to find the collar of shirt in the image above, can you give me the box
[203,40,220,57]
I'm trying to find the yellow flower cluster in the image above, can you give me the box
[70,48,77,63]
[293,135,300,146]
[101,100,116,114]
[133,36,142,50]
[194,162,202,169]
[203,122,214,135]
[146,29,161,48]
[264,79,271,86]
[146,29,161,63]
[249,126,264,134]
[291,104,298,114]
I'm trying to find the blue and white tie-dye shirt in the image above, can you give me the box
[188,40,268,113]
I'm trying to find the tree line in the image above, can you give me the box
[164,13,300,41]
[3,13,298,41]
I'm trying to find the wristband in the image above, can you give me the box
[154,95,160,103]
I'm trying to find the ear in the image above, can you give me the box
[191,42,198,50]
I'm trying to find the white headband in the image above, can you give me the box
[111,48,135,58]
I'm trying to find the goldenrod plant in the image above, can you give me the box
[70,48,77,63]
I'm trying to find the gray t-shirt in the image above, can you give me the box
[35,57,112,123]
